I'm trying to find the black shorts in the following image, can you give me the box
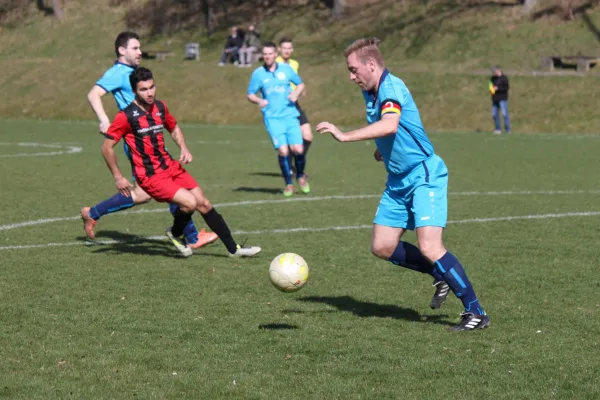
[296,102,309,126]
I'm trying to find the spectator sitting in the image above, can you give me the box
[218,26,244,66]
[238,24,261,68]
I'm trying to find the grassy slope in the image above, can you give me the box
[2,0,600,132]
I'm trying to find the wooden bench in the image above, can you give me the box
[541,55,600,73]
[142,50,173,61]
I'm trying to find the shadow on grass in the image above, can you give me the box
[249,172,282,178]
[233,186,282,194]
[78,231,230,258]
[297,295,454,326]
[258,323,298,330]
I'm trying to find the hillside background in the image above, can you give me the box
[2,0,600,133]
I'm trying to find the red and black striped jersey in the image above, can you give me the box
[106,100,177,180]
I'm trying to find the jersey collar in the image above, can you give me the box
[368,68,390,97]
[114,60,136,70]
[263,62,279,73]
[131,101,155,115]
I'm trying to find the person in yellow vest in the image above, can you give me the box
[489,66,510,134]
[276,37,313,175]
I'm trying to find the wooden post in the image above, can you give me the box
[51,0,64,20]
[576,58,590,73]
[541,56,554,71]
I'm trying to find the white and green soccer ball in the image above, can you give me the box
[269,253,309,292]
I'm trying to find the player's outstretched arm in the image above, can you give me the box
[317,114,398,143]
[87,85,110,133]
[169,124,192,164]
[101,138,133,197]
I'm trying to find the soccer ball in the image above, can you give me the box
[269,253,309,292]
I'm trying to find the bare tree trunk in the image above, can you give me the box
[520,0,538,16]
[202,0,215,37]
[51,0,64,20]
[332,0,344,19]
[563,0,574,21]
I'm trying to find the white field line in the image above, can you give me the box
[1,210,600,251]
[0,142,82,158]
[1,189,600,232]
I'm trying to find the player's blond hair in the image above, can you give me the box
[344,38,384,66]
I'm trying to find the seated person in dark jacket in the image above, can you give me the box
[218,26,244,66]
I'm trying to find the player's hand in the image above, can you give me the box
[288,92,299,103]
[374,149,383,162]
[258,99,268,108]
[99,118,110,134]
[316,121,345,142]
[179,148,193,164]
[114,176,134,197]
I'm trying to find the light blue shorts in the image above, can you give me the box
[264,116,303,150]
[374,154,448,230]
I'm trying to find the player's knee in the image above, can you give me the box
[418,241,446,263]
[278,147,289,157]
[196,197,212,214]
[178,197,196,213]
[302,127,313,141]
[371,240,395,260]
[131,188,152,204]
[291,145,304,155]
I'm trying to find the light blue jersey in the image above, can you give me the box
[366,70,447,230]
[247,63,302,119]
[363,69,434,177]
[96,61,135,111]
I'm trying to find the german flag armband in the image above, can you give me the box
[380,99,402,117]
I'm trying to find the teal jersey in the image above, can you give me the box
[247,63,302,119]
[96,61,135,111]
[363,69,434,176]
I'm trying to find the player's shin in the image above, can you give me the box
[293,152,306,178]
[201,208,238,254]
[433,251,485,315]
[278,155,293,185]
[388,241,442,280]
[171,208,194,238]
[169,203,199,244]
[89,192,135,220]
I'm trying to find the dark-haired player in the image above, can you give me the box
[81,32,217,252]
[102,67,261,258]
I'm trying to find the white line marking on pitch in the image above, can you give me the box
[1,211,600,251]
[0,142,82,158]
[0,190,599,232]
[1,189,599,232]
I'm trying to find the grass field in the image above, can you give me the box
[0,120,599,399]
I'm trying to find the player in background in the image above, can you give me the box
[102,67,261,258]
[81,31,217,252]
[276,37,313,176]
[247,42,310,196]
[316,38,490,331]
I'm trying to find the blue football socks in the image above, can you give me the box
[388,241,443,281]
[278,155,293,185]
[434,251,485,315]
[293,152,306,178]
[89,193,134,220]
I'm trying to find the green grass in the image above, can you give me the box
[1,120,599,399]
[3,0,600,132]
